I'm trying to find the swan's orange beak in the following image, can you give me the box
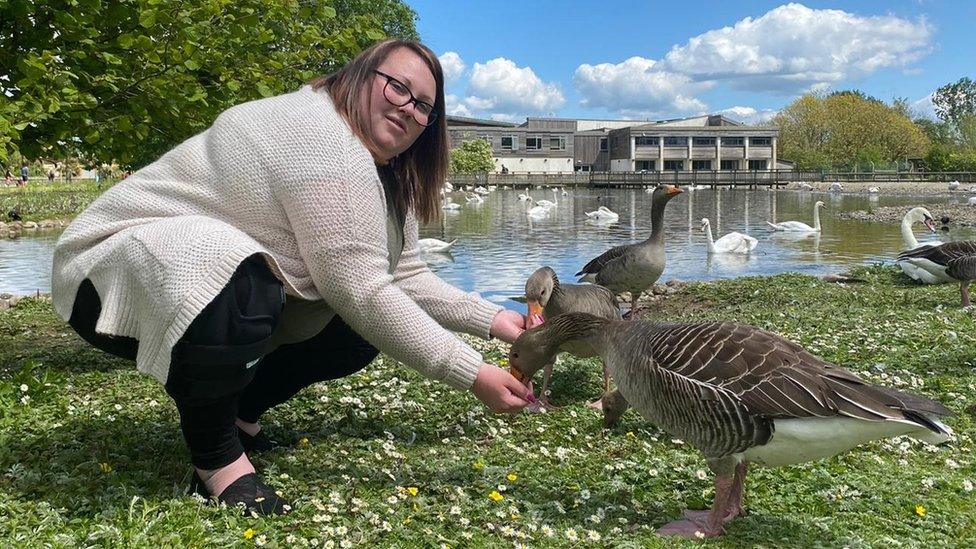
[666,185,684,196]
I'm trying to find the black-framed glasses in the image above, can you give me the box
[373,70,438,127]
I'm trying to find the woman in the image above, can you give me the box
[52,40,531,515]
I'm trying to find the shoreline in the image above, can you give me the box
[779,180,975,196]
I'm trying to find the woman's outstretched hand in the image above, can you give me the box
[489,309,526,344]
[471,364,532,413]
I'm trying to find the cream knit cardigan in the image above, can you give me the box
[52,86,501,390]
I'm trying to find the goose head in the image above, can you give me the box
[524,267,557,325]
[907,207,938,233]
[654,184,684,203]
[600,389,630,429]
[508,312,608,384]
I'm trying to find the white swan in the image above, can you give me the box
[797,182,813,191]
[766,201,824,232]
[443,181,453,192]
[868,187,880,194]
[701,218,758,255]
[417,238,456,253]
[969,196,976,206]
[585,205,619,222]
[948,180,960,192]
[527,202,551,218]
[829,182,843,192]
[474,186,490,195]
[897,207,951,284]
[518,193,531,202]
[441,198,461,210]
[465,193,484,204]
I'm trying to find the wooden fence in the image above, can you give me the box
[448,170,976,189]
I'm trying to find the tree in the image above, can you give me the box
[0,0,416,168]
[450,140,495,174]
[932,77,976,126]
[774,92,930,170]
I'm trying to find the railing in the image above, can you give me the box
[448,170,976,188]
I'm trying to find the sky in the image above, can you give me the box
[409,1,975,124]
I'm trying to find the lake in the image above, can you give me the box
[3,188,974,310]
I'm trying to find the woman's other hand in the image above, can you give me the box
[471,364,531,413]
[489,309,526,344]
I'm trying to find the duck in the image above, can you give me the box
[584,205,619,222]
[700,218,758,255]
[417,238,456,254]
[507,312,953,539]
[898,241,976,306]
[522,266,621,408]
[896,207,948,284]
[577,185,683,317]
[766,201,824,232]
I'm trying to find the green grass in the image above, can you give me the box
[0,266,974,547]
[0,181,115,222]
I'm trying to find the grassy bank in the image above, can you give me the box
[0,267,973,547]
[0,181,114,222]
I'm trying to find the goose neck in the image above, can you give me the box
[648,197,668,243]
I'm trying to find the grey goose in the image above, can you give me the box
[523,266,620,407]
[897,240,976,306]
[576,185,683,317]
[507,313,953,538]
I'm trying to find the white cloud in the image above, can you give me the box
[439,51,466,83]
[573,3,933,117]
[466,57,565,115]
[662,3,932,93]
[911,93,938,120]
[445,94,473,117]
[574,56,709,117]
[717,106,779,124]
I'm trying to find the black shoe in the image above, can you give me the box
[237,427,277,453]
[190,472,291,515]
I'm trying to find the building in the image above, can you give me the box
[446,114,779,173]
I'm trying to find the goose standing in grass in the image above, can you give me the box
[896,207,947,284]
[584,205,619,222]
[766,201,824,232]
[700,218,758,255]
[508,313,953,539]
[523,267,620,408]
[417,238,456,254]
[898,241,976,306]
[577,185,682,317]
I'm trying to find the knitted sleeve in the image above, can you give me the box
[393,215,502,339]
[273,136,484,390]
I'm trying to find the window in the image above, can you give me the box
[664,160,684,171]
[724,137,744,146]
[525,136,543,151]
[693,137,715,146]
[550,136,566,151]
[635,160,656,171]
[575,164,591,172]
[599,137,608,152]
[750,137,772,146]
[720,159,739,170]
[664,137,685,146]
[635,136,658,146]
[501,135,518,151]
[692,160,712,170]
[748,160,767,170]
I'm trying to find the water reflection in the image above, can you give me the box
[3,189,975,307]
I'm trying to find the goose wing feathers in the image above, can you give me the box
[637,322,951,422]
[898,240,976,266]
[947,255,976,280]
[576,244,632,278]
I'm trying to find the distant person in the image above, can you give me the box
[501,165,509,174]
[4,170,11,186]
[48,171,55,182]
[53,39,530,516]
[19,163,28,186]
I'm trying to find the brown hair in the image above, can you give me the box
[309,40,447,224]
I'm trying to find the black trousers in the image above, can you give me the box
[68,255,378,469]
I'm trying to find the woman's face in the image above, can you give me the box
[367,47,436,162]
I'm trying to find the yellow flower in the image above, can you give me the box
[407,486,419,497]
[243,528,255,540]
[472,460,484,471]
[507,473,518,482]
[99,462,112,473]
[299,437,309,445]
[626,431,635,438]
[489,490,504,502]
[915,505,926,517]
